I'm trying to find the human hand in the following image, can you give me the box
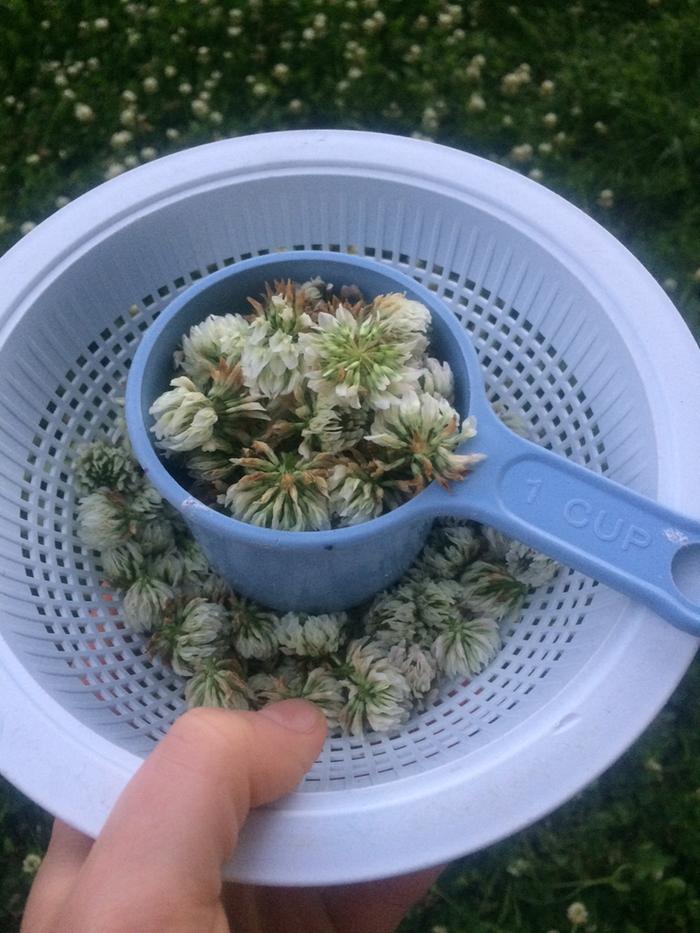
[23,700,442,932]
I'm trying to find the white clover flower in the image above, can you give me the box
[123,576,175,632]
[149,597,226,675]
[104,163,125,180]
[387,642,437,699]
[22,853,43,876]
[467,92,487,113]
[288,98,303,113]
[328,460,385,525]
[540,79,556,95]
[297,667,345,726]
[277,612,346,657]
[460,560,527,621]
[419,357,454,402]
[110,130,133,149]
[75,440,142,494]
[566,902,589,927]
[139,515,176,556]
[78,490,136,549]
[366,585,418,645]
[241,287,313,397]
[597,188,614,209]
[74,102,95,123]
[177,313,251,385]
[191,98,209,118]
[224,442,332,531]
[120,107,137,126]
[249,662,305,703]
[241,318,305,396]
[94,17,109,30]
[366,393,484,491]
[101,541,145,587]
[20,221,36,235]
[414,523,481,578]
[432,612,501,678]
[338,638,411,736]
[504,540,559,588]
[229,598,279,660]
[149,376,219,452]
[185,657,251,710]
[302,305,421,410]
[142,76,159,94]
[370,292,430,342]
[510,143,534,163]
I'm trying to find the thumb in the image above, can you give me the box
[54,701,326,929]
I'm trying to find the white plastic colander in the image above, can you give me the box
[0,130,698,886]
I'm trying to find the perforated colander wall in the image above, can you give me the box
[0,172,656,790]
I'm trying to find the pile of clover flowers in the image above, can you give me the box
[147,278,485,530]
[75,433,558,736]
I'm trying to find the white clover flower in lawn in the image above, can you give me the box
[366,393,485,493]
[149,597,226,676]
[432,611,501,679]
[460,560,527,621]
[185,657,251,710]
[177,313,251,385]
[337,638,412,736]
[123,576,175,632]
[277,611,347,657]
[229,597,280,660]
[224,441,333,531]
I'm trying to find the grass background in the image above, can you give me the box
[1,0,699,930]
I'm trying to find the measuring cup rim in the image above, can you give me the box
[125,250,482,546]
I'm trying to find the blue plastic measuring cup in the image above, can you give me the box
[126,252,700,631]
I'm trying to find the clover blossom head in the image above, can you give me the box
[419,356,454,402]
[387,642,438,699]
[366,393,485,492]
[150,376,219,452]
[177,313,250,386]
[277,611,347,657]
[241,281,314,397]
[431,612,501,679]
[294,387,367,458]
[78,487,162,550]
[413,522,482,578]
[337,638,412,736]
[460,560,527,621]
[482,527,558,588]
[74,440,142,495]
[327,458,386,526]
[100,541,145,587]
[223,441,332,530]
[148,596,226,676]
[228,596,280,660]
[369,292,430,346]
[122,576,175,632]
[302,305,422,410]
[185,657,251,710]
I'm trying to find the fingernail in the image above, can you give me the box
[259,699,323,733]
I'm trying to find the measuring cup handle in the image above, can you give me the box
[425,426,700,636]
